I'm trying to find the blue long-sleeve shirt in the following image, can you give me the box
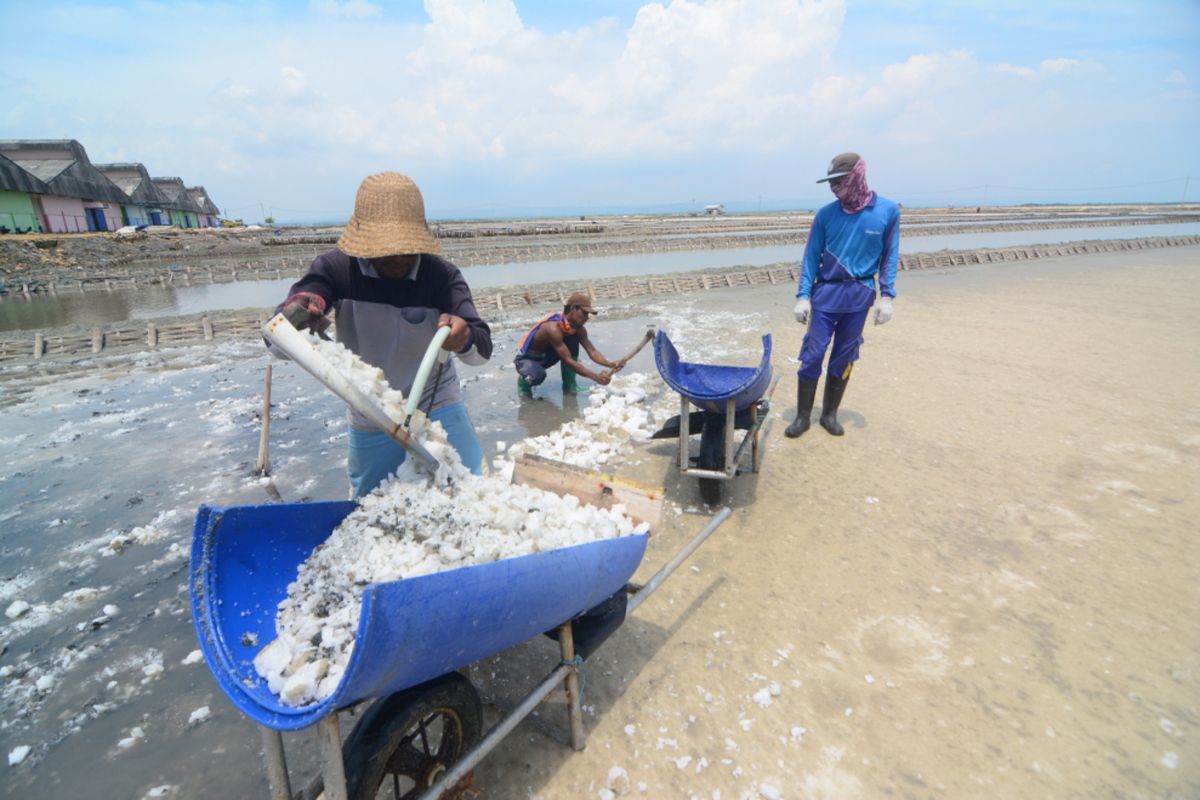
[797,193,900,313]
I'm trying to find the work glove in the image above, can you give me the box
[874,296,893,326]
[793,298,811,325]
[282,292,330,335]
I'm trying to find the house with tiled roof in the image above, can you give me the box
[0,139,130,232]
[96,162,175,227]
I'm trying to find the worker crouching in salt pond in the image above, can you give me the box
[514,292,626,397]
[787,152,899,438]
[271,172,491,495]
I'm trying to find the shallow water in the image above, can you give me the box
[3,223,1198,332]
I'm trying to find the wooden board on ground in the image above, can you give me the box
[512,453,664,532]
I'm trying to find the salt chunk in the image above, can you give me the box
[865,674,876,684]
[790,726,807,740]
[281,659,329,705]
[5,601,30,620]
[752,688,772,708]
[103,604,120,616]
[606,765,630,794]
[35,675,55,694]
[187,706,211,725]
[147,786,174,797]
[1161,751,1179,769]
[182,650,203,666]
[674,755,692,769]
[8,745,31,766]
[624,724,636,736]
[758,783,782,799]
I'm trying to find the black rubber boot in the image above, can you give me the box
[819,374,849,436]
[784,378,818,438]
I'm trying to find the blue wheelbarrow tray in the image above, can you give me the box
[190,500,648,731]
[654,330,773,413]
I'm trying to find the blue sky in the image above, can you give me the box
[2,0,1198,221]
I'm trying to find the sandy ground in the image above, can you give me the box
[1,246,1196,799]
[465,247,1200,798]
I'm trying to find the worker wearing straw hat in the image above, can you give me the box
[275,172,491,496]
[786,152,899,439]
[514,291,624,396]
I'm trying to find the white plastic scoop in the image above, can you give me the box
[261,314,447,473]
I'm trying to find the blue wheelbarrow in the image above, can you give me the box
[190,473,730,800]
[652,330,779,504]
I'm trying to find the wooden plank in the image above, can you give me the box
[511,453,663,533]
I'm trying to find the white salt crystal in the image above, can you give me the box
[187,706,211,725]
[752,688,773,708]
[5,600,30,620]
[147,786,173,797]
[1161,751,1179,769]
[182,650,203,666]
[624,724,636,736]
[8,745,31,766]
[674,755,692,769]
[606,765,630,794]
[758,783,782,799]
[35,675,55,694]
[103,604,120,616]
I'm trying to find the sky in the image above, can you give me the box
[2,0,1198,222]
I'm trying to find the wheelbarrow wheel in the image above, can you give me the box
[342,672,483,800]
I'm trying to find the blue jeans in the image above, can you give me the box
[347,402,483,498]
[798,307,869,381]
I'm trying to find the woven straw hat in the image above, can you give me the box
[337,172,441,257]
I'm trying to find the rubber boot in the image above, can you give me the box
[784,378,818,438]
[819,374,849,436]
[517,375,533,398]
[561,363,581,394]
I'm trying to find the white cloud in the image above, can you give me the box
[994,62,1036,79]
[1036,57,1099,74]
[310,0,381,18]
[857,50,975,113]
[1166,70,1187,85]
[279,66,310,97]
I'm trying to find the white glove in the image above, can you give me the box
[874,296,893,325]
[793,298,811,325]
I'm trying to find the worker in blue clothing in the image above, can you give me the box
[786,152,899,438]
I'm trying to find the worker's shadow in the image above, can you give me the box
[643,416,774,511]
[467,570,727,794]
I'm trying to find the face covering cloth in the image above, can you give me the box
[831,158,873,214]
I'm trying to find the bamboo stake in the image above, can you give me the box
[256,365,272,476]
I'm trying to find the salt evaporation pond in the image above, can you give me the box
[0,296,765,798]
[3,222,1198,332]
